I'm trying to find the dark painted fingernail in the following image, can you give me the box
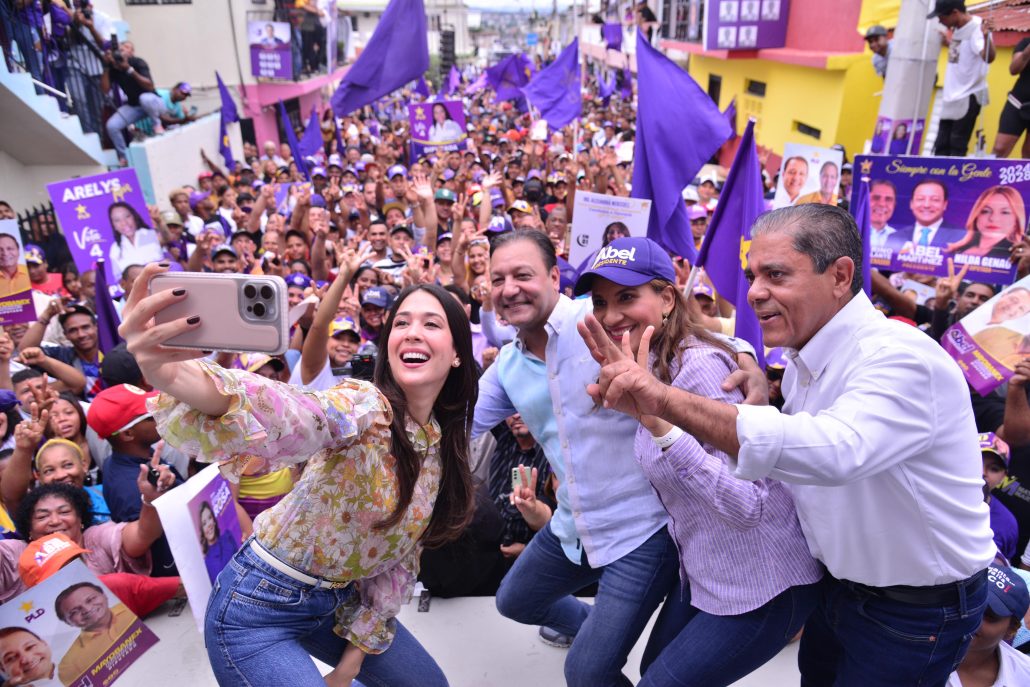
[202,350,213,355]
[158,262,170,268]
[186,316,200,325]
[172,288,186,296]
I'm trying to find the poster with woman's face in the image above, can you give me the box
[0,560,158,687]
[853,155,1030,284]
[188,473,243,586]
[409,100,468,159]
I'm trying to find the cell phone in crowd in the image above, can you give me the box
[189,105,198,116]
[149,272,289,355]
[512,467,529,491]
[146,466,160,487]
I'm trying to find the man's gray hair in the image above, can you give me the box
[751,204,864,295]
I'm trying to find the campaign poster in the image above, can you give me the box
[153,465,242,632]
[871,116,925,156]
[46,169,153,286]
[853,155,1030,283]
[568,191,653,270]
[772,143,843,210]
[704,0,790,51]
[942,274,1030,395]
[0,219,38,326]
[409,100,468,160]
[0,560,158,687]
[248,20,293,80]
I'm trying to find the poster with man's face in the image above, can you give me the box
[853,155,1030,284]
[704,0,790,51]
[772,143,843,210]
[248,20,292,79]
[0,219,36,325]
[0,561,157,687]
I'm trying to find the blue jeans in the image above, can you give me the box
[798,572,988,687]
[638,580,820,686]
[105,92,166,159]
[495,525,678,687]
[205,543,448,686]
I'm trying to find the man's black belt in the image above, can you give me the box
[841,568,987,607]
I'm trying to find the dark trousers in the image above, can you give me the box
[798,571,988,686]
[934,95,982,157]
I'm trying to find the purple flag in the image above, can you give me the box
[278,100,310,180]
[521,39,580,130]
[446,65,461,96]
[695,119,765,365]
[298,107,323,160]
[603,23,623,51]
[330,0,428,116]
[619,68,633,100]
[93,259,122,354]
[466,71,488,94]
[218,116,234,171]
[723,97,737,139]
[850,174,873,297]
[216,71,239,123]
[598,70,616,102]
[632,30,731,263]
[487,53,534,102]
[414,76,431,99]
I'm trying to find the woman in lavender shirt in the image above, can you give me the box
[574,237,824,687]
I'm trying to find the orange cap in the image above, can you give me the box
[18,533,89,587]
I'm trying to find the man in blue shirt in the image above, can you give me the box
[474,229,678,687]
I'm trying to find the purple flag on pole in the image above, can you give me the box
[216,71,239,124]
[850,174,873,297]
[331,0,428,116]
[298,107,323,160]
[446,65,461,96]
[603,23,623,51]
[632,30,731,263]
[466,70,488,94]
[487,53,534,102]
[521,39,580,130]
[695,119,765,364]
[218,116,235,171]
[278,100,310,180]
[93,259,122,354]
[414,76,431,99]
[723,97,737,139]
[598,69,616,102]
[619,68,633,100]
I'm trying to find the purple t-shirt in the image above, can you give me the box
[990,497,1019,562]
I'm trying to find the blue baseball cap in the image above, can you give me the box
[361,286,392,309]
[987,566,1030,619]
[573,237,676,296]
[765,347,788,370]
[24,244,45,265]
[285,272,312,289]
[486,214,514,235]
[387,164,407,179]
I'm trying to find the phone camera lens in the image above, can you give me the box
[244,284,256,299]
[260,285,273,299]
[253,302,266,318]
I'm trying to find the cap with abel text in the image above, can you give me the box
[574,237,676,296]
[86,384,159,440]
[18,533,89,587]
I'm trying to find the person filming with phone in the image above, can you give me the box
[101,39,165,166]
[118,262,478,686]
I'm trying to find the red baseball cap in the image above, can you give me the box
[18,533,89,587]
[86,384,159,439]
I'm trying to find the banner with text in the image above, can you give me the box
[569,190,653,271]
[409,100,469,160]
[47,169,156,286]
[942,274,1030,395]
[853,155,1030,284]
[248,21,293,79]
[0,560,158,687]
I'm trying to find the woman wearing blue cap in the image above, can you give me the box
[573,237,823,686]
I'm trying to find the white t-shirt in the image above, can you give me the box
[941,16,989,119]
[946,640,1030,686]
[288,358,342,392]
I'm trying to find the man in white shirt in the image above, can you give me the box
[580,203,995,686]
[947,566,1030,687]
[931,0,996,156]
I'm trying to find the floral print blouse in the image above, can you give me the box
[150,361,442,654]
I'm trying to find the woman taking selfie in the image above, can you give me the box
[119,263,476,686]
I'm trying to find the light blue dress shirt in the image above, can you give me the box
[474,295,668,567]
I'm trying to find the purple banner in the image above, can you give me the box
[409,100,469,160]
[0,219,37,325]
[854,155,1030,284]
[47,169,156,286]
[249,21,293,79]
[941,275,1030,394]
[189,472,242,585]
[704,0,790,51]
[69,619,159,687]
[871,116,925,155]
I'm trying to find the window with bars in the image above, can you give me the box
[124,0,192,5]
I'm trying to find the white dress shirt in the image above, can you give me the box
[733,291,995,587]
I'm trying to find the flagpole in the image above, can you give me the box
[683,264,701,296]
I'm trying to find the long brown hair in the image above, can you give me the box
[372,284,476,548]
[647,279,734,384]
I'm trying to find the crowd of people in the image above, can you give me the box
[3,2,1030,686]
